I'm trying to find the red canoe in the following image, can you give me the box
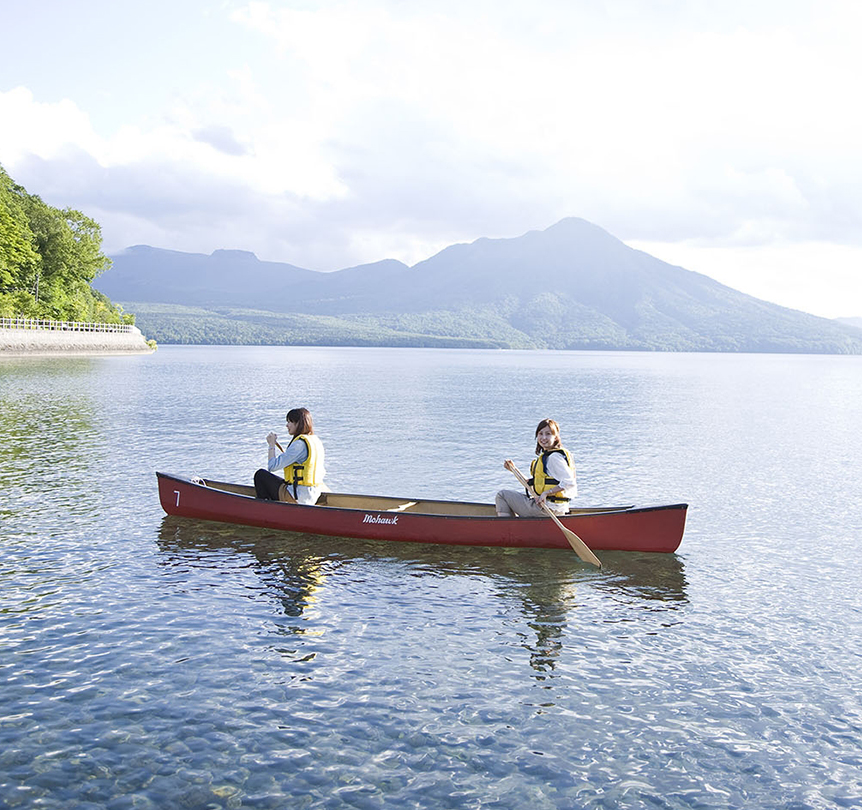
[157,472,687,554]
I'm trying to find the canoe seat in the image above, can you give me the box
[386,501,417,512]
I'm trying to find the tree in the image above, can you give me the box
[0,163,124,322]
[0,166,41,294]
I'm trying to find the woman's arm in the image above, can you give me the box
[267,439,307,472]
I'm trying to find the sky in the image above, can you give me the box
[2,0,861,318]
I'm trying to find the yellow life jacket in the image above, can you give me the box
[283,434,325,491]
[529,448,575,503]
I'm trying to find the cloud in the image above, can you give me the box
[227,0,862,247]
[0,88,102,165]
[630,238,862,319]
[191,125,251,157]
[2,1,862,314]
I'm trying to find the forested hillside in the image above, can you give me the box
[0,164,131,323]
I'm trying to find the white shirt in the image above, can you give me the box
[544,451,577,498]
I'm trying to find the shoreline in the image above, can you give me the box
[0,325,154,356]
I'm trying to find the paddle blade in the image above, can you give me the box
[506,461,602,567]
[558,521,602,567]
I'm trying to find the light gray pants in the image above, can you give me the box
[495,489,567,517]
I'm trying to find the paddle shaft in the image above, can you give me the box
[506,462,601,567]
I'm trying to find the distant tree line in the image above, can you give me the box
[124,300,862,353]
[0,164,131,324]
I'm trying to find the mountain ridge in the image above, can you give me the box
[95,218,862,353]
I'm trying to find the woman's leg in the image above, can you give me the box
[254,468,285,500]
[495,489,545,517]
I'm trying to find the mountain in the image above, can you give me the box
[96,219,862,353]
[96,246,320,307]
[837,317,862,330]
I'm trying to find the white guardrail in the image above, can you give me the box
[0,317,134,334]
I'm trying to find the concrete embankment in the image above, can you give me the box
[0,325,154,356]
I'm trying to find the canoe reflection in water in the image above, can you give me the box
[157,516,332,633]
[157,516,687,678]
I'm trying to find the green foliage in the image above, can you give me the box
[0,170,40,292]
[124,303,525,348]
[122,298,862,354]
[0,164,123,323]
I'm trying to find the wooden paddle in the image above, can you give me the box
[505,460,602,567]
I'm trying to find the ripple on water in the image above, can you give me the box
[3,349,862,809]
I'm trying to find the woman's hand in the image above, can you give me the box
[503,459,515,471]
[266,432,278,447]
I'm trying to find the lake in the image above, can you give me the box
[1,346,860,809]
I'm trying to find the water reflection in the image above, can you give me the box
[0,362,103,540]
[157,516,688,679]
[157,516,332,634]
[488,551,687,678]
[595,551,688,604]
[518,586,572,677]
[0,388,98,489]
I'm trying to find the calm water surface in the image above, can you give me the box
[1,346,861,809]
